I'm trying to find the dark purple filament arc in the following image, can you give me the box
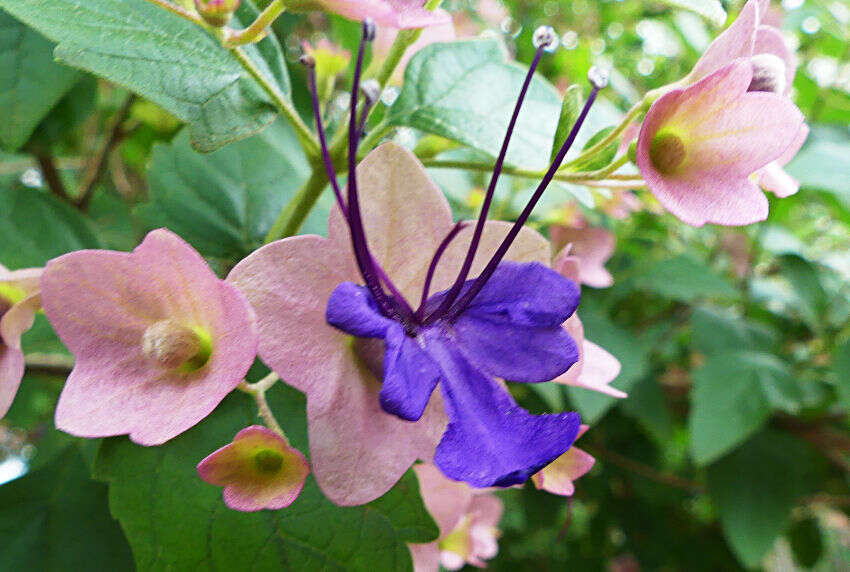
[303,21,602,332]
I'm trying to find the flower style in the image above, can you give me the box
[41,229,258,445]
[685,0,809,199]
[0,265,42,418]
[197,425,310,511]
[636,59,805,227]
[532,424,595,496]
[229,24,609,503]
[409,464,503,571]
[294,0,450,29]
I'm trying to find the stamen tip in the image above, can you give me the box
[587,66,609,90]
[363,18,376,42]
[361,79,381,104]
[532,26,559,53]
[299,54,316,68]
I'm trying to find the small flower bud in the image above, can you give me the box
[361,79,381,105]
[142,319,209,371]
[588,66,609,90]
[748,53,787,94]
[194,0,240,27]
[363,18,377,42]
[532,26,559,53]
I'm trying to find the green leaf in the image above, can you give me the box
[0,447,133,570]
[634,255,738,302]
[620,376,673,443]
[551,85,583,163]
[567,126,618,172]
[94,384,437,571]
[690,351,801,465]
[707,431,813,568]
[691,307,777,356]
[386,39,620,171]
[137,119,310,261]
[0,0,290,152]
[0,185,100,268]
[658,0,727,26]
[0,11,81,151]
[832,340,850,412]
[787,139,850,207]
[776,254,828,328]
[566,305,648,424]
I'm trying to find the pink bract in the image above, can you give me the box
[0,265,42,418]
[532,425,595,496]
[197,425,310,512]
[228,143,579,506]
[409,463,503,572]
[636,59,805,227]
[551,225,616,288]
[312,0,450,29]
[41,229,258,446]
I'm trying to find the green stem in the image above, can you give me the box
[238,373,288,442]
[229,47,320,158]
[420,157,643,185]
[263,169,328,243]
[224,1,286,46]
[560,99,647,170]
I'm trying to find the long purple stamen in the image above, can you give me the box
[416,221,468,320]
[445,70,607,322]
[425,29,556,325]
[301,54,348,219]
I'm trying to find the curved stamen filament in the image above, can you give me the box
[425,45,547,324]
[445,82,603,322]
[416,221,468,320]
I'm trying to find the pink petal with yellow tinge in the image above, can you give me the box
[43,229,257,446]
[755,25,796,94]
[551,226,615,288]
[317,0,450,29]
[198,425,309,512]
[688,0,761,82]
[0,266,43,419]
[757,123,809,198]
[532,426,595,497]
[410,542,441,572]
[414,463,473,535]
[638,60,805,227]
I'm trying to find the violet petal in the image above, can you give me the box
[326,282,394,338]
[380,326,441,421]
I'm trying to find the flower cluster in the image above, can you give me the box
[0,3,811,562]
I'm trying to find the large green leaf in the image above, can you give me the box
[690,351,801,465]
[94,384,438,571]
[776,254,828,329]
[833,340,850,413]
[707,431,814,568]
[691,307,777,356]
[659,0,727,26]
[385,39,620,171]
[0,447,133,570]
[0,185,100,268]
[137,119,310,261]
[0,0,290,152]
[634,255,738,302]
[0,11,80,150]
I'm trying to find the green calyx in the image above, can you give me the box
[649,131,687,175]
[253,449,285,474]
[179,326,213,373]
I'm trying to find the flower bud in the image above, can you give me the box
[142,319,211,371]
[361,79,381,105]
[194,0,240,27]
[748,53,787,94]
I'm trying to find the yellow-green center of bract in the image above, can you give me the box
[649,131,687,175]
[141,320,212,372]
[254,449,284,474]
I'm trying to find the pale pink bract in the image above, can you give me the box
[310,0,450,29]
[0,265,42,418]
[41,229,258,446]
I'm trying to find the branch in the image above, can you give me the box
[33,153,73,203]
[76,95,137,210]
